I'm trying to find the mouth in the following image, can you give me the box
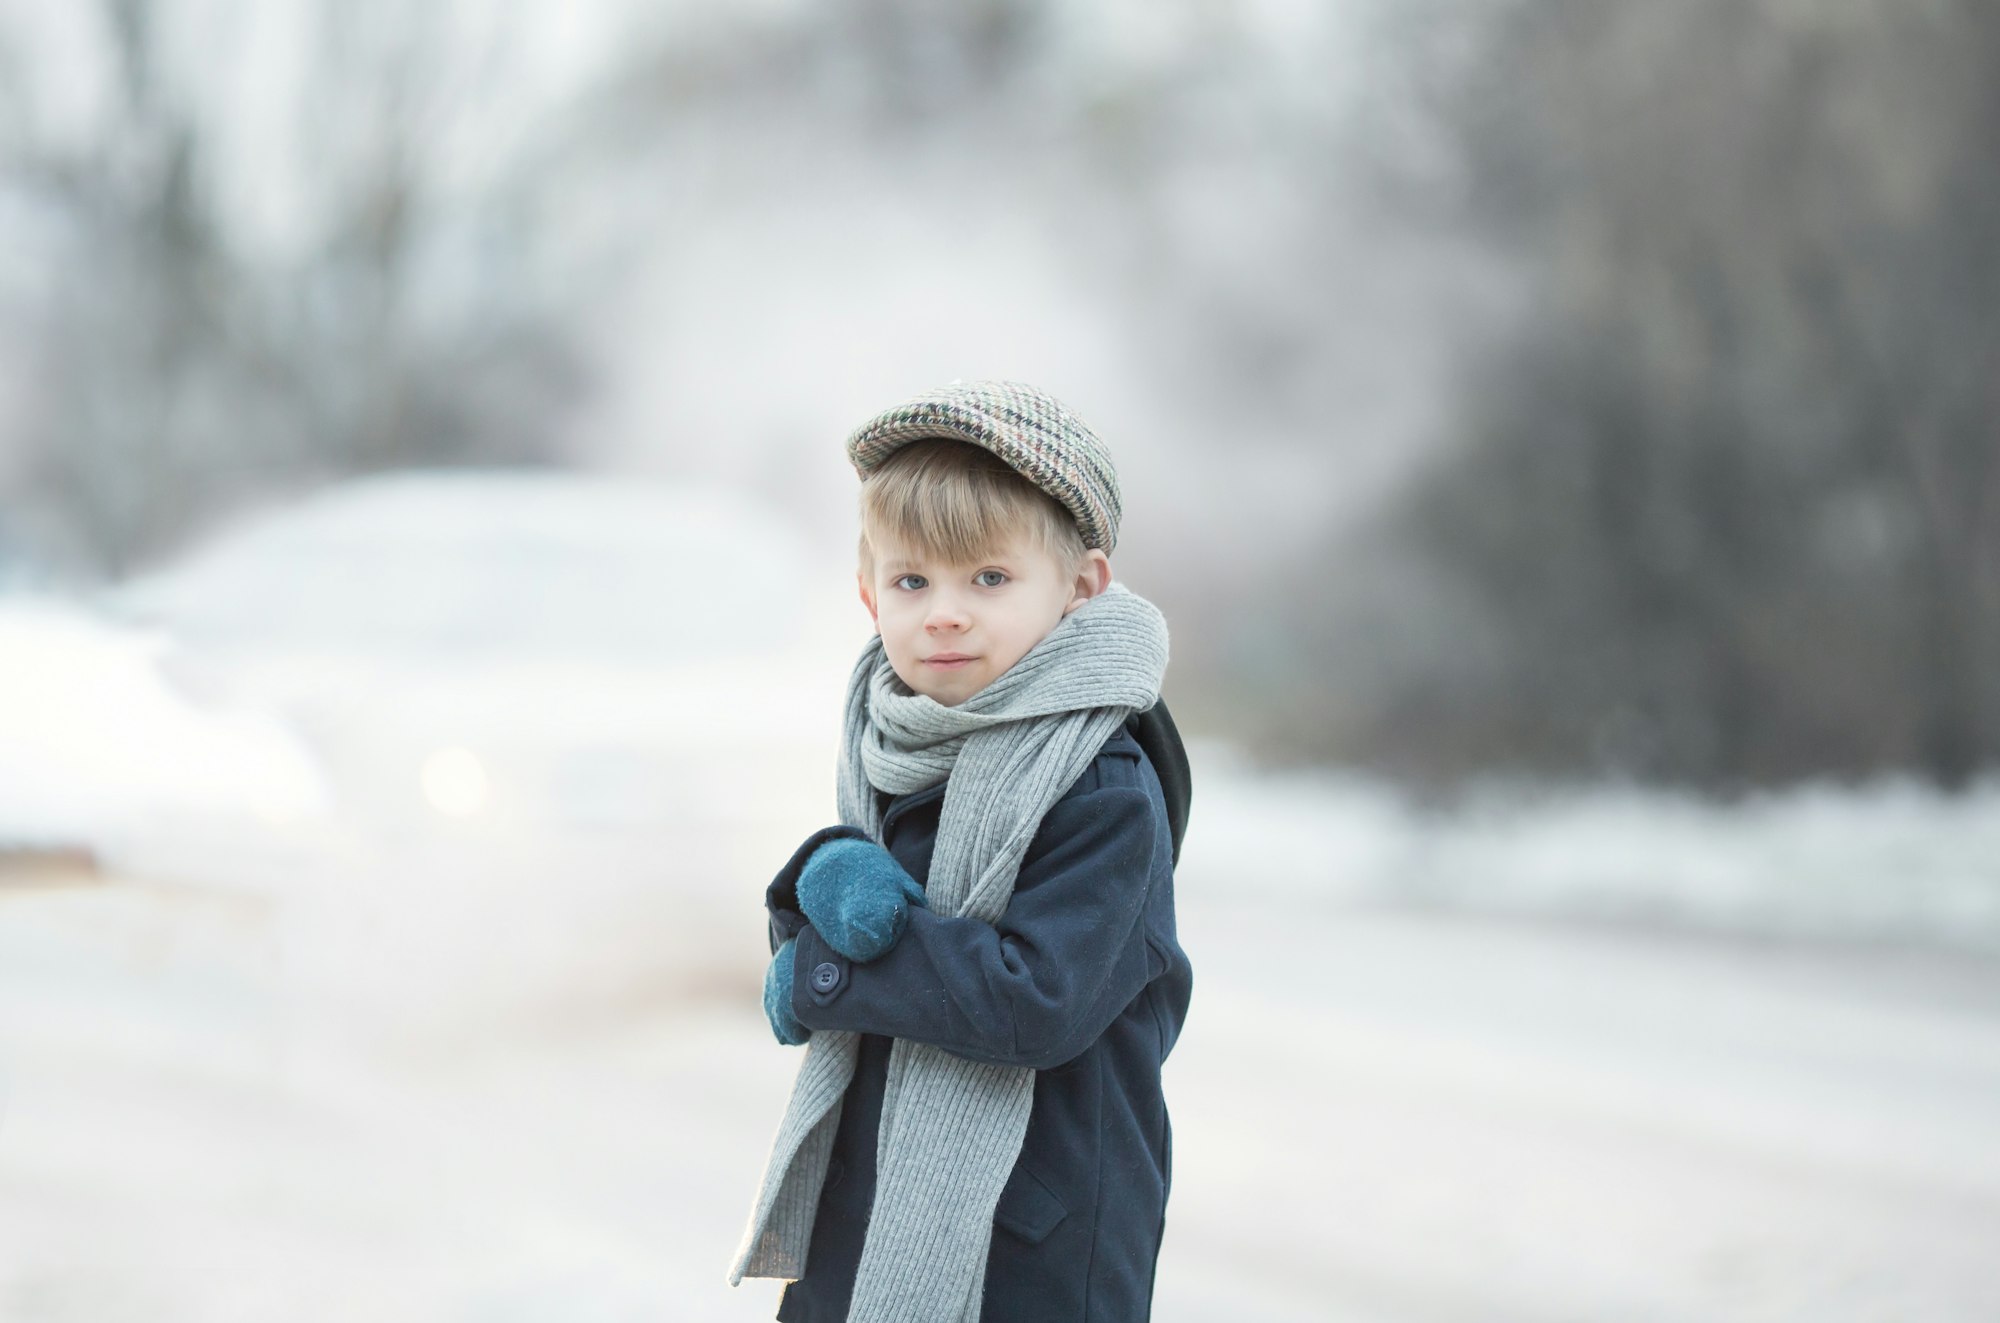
[926,653,977,668]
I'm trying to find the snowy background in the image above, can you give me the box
[3,478,1997,1322]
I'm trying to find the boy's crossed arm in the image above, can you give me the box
[761,831,926,1045]
[761,784,1161,1071]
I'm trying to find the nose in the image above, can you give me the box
[924,587,970,633]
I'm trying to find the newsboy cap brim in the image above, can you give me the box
[844,379,1123,555]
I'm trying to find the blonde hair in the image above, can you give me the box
[857,438,1088,584]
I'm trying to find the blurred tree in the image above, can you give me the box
[1323,0,2000,790]
[0,2,591,578]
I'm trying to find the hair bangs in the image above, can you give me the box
[857,438,1085,582]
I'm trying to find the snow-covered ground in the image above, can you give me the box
[3,759,1998,1323]
[0,596,329,849]
[4,474,1996,1320]
[1189,745,2000,956]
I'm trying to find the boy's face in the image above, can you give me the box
[858,529,1111,707]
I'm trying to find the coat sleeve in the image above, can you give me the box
[789,782,1160,1071]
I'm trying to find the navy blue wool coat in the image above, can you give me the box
[764,715,1194,1323]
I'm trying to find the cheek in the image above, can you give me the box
[877,607,917,648]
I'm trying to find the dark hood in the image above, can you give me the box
[1125,697,1192,868]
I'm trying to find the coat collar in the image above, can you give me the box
[877,778,947,837]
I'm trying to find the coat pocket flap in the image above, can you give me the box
[992,1166,1068,1245]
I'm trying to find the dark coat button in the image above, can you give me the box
[811,962,841,993]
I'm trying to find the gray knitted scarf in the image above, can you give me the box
[729,580,1170,1321]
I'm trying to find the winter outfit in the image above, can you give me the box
[729,381,1194,1322]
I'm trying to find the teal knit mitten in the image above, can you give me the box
[765,938,809,1046]
[796,838,928,963]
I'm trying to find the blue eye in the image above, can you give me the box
[975,570,1007,588]
[893,574,926,591]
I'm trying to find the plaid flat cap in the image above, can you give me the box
[845,379,1124,554]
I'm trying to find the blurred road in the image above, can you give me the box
[1159,895,2000,1322]
[2,853,1997,1322]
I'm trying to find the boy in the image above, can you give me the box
[729,380,1193,1323]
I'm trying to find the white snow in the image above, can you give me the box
[4,757,1999,1322]
[3,473,1997,1321]
[0,596,330,847]
[1184,745,2000,955]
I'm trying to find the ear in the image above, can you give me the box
[1063,549,1113,615]
[857,571,879,631]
